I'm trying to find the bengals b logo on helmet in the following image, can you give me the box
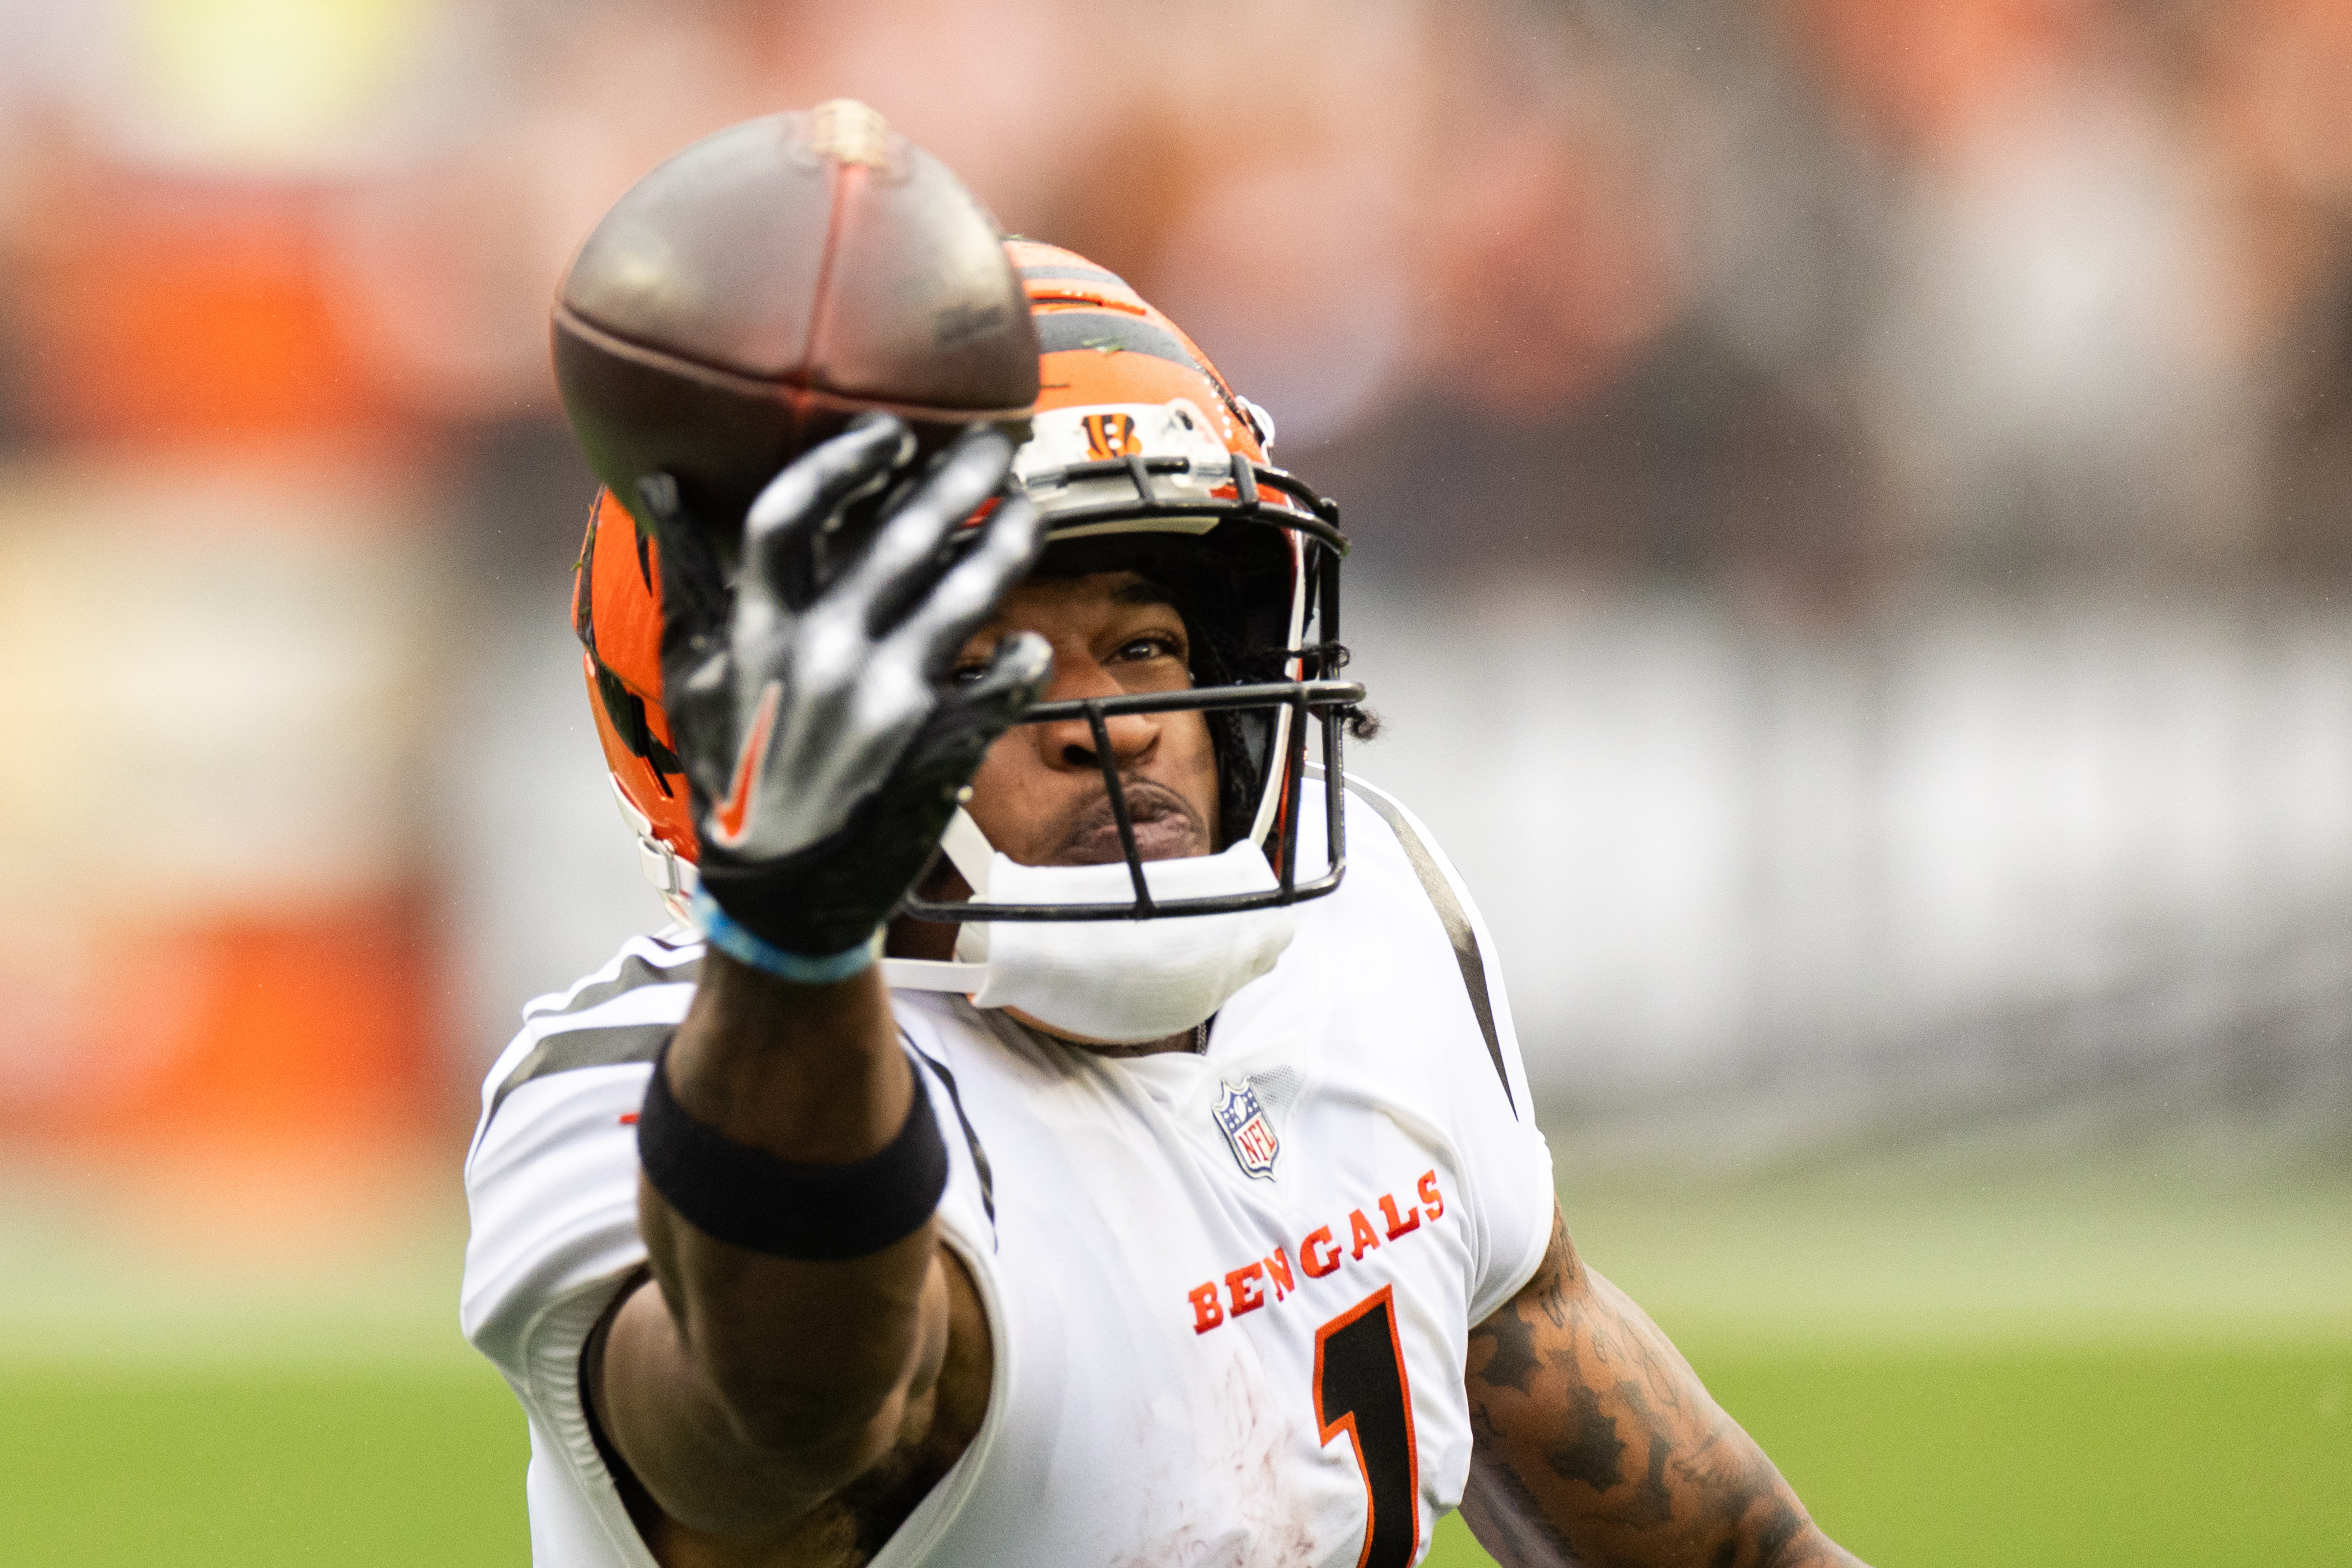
[1082,412,1143,460]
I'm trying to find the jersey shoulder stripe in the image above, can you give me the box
[478,934,703,1144]
[487,1016,675,1128]
[1336,772,1514,1115]
[522,935,702,1024]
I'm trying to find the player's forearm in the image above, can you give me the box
[665,949,907,1162]
[643,953,936,1440]
[628,1204,939,1481]
[598,1226,948,1538]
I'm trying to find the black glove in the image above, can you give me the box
[644,415,1051,960]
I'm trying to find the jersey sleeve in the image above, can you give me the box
[1341,776,1557,1326]
[459,932,701,1567]
[460,934,1006,1568]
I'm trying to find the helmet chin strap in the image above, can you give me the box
[878,805,998,992]
[938,806,995,964]
[617,778,700,923]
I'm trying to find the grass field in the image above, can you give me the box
[1427,1340,2352,1568]
[3,1136,2345,1566]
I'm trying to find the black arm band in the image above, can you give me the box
[636,1042,949,1260]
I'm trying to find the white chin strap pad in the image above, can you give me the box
[965,841,1294,1044]
[939,808,995,963]
[617,777,700,923]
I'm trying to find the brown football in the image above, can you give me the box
[552,100,1040,547]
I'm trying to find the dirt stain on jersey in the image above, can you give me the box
[1110,1355,1321,1567]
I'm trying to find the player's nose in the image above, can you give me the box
[1034,651,1157,772]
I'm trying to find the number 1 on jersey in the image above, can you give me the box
[1313,1285,1420,1568]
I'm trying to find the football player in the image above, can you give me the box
[464,133,1867,1568]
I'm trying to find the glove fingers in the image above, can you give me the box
[842,427,1020,636]
[667,650,740,807]
[743,414,913,612]
[886,488,1049,679]
[960,628,1054,725]
[898,629,1054,800]
[636,472,728,666]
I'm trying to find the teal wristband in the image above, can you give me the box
[691,892,879,983]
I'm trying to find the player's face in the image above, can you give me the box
[953,571,1219,867]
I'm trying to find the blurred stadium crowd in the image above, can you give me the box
[2,0,2349,1181]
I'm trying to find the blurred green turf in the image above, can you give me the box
[1701,1340,2351,1568]
[4,1340,2343,1567]
[0,1360,527,1565]
[2,1140,2343,1566]
[1427,1340,2352,1568]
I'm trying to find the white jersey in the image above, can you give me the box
[462,777,1555,1568]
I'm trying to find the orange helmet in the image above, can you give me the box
[573,485,698,912]
[576,241,1352,918]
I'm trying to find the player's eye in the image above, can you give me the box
[950,637,998,685]
[1113,633,1184,664]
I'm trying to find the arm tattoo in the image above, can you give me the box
[1478,1295,1547,1396]
[1462,1208,1867,1568]
[1543,1381,1627,1495]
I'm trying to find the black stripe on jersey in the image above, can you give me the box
[487,1021,676,1127]
[1342,779,1516,1116]
[902,1030,997,1249]
[526,948,702,1026]
[1034,309,1201,371]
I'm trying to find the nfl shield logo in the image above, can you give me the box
[1214,1078,1280,1179]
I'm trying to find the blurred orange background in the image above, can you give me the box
[3,0,2349,1214]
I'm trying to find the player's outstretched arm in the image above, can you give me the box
[595,961,979,1545]
[590,418,1048,1548]
[1462,1206,1869,1568]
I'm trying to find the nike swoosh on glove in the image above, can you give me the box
[646,414,1052,960]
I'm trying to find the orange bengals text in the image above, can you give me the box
[1189,1171,1447,1335]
